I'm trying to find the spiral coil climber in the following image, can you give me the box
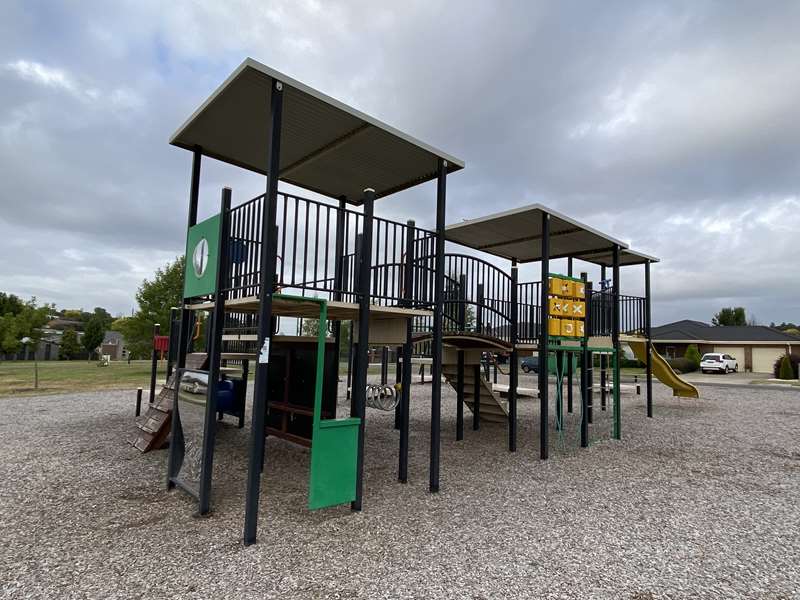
[365,384,400,411]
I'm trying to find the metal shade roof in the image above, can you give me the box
[170,58,464,203]
[445,203,632,264]
[578,247,660,267]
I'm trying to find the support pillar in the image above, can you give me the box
[539,212,550,460]
[566,257,573,413]
[243,79,283,546]
[167,146,201,491]
[509,259,518,452]
[198,187,231,515]
[429,159,447,493]
[352,189,375,510]
[398,220,415,482]
[645,259,653,418]
[612,244,621,440]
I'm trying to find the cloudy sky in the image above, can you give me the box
[1,1,798,326]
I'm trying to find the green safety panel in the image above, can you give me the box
[308,418,360,510]
[281,292,359,511]
[184,213,221,299]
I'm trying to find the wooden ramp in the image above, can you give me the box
[131,353,208,453]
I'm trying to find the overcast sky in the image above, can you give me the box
[1,1,798,326]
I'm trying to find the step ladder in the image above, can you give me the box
[441,363,508,424]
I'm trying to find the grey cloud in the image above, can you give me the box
[0,0,798,325]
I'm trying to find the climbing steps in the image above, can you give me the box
[131,353,208,453]
[441,362,508,424]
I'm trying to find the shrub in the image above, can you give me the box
[667,357,695,374]
[620,358,644,369]
[684,344,702,369]
[773,354,800,379]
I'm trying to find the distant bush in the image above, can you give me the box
[667,357,695,374]
[621,358,644,369]
[684,344,702,369]
[774,354,799,379]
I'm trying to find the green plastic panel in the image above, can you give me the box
[308,417,360,510]
[183,214,221,299]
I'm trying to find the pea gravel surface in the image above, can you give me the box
[1,379,799,599]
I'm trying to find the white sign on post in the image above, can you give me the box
[258,337,271,364]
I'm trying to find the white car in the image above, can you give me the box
[700,353,738,374]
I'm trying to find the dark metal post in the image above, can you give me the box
[476,284,484,334]
[135,387,143,417]
[645,260,653,418]
[456,351,465,441]
[243,79,283,546]
[380,346,389,385]
[352,189,375,510]
[167,307,179,380]
[509,259,518,452]
[399,220,415,482]
[167,148,201,491]
[430,159,447,493]
[600,265,607,411]
[539,212,550,460]
[612,245,621,439]
[584,276,593,424]
[198,187,231,515]
[149,323,160,404]
[472,363,481,430]
[567,257,573,413]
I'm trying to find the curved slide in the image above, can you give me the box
[628,341,699,398]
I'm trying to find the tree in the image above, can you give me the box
[778,355,794,380]
[712,307,746,326]
[0,295,52,355]
[82,317,106,360]
[92,307,114,331]
[59,329,80,360]
[113,257,185,358]
[684,344,701,369]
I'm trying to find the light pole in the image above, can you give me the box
[21,336,38,390]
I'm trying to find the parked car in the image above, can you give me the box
[700,353,739,374]
[521,356,539,373]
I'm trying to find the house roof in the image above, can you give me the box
[652,320,800,343]
[445,203,634,264]
[170,58,464,203]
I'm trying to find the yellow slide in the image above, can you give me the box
[628,340,699,398]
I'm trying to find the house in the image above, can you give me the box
[100,331,127,361]
[651,320,799,373]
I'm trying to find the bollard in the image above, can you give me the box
[636,383,641,395]
[136,387,143,417]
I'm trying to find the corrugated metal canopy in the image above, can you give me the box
[445,203,636,264]
[170,58,464,203]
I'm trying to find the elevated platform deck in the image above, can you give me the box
[187,296,431,321]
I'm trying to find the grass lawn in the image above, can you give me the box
[0,360,166,397]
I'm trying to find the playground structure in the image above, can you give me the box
[147,58,696,546]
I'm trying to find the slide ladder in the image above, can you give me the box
[628,341,699,398]
[441,362,508,423]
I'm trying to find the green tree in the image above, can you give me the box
[92,307,114,331]
[0,296,52,355]
[59,329,80,360]
[684,344,701,369]
[82,317,106,360]
[113,257,185,358]
[778,355,794,380]
[712,307,746,326]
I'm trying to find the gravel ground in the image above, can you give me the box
[1,378,799,599]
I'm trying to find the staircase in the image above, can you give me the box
[441,362,508,424]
